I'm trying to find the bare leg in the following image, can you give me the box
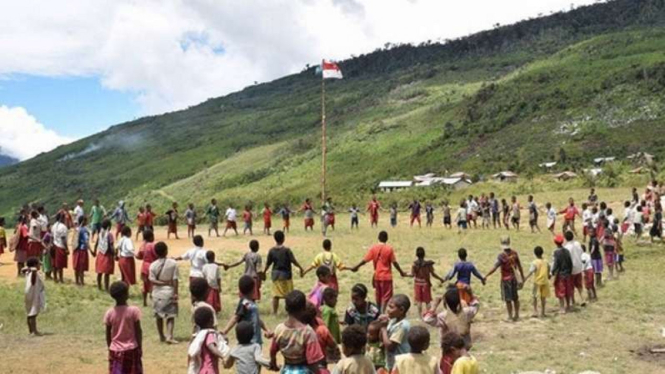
[166,318,176,343]
[97,274,103,290]
[272,297,280,314]
[513,300,520,320]
[104,274,110,291]
[156,317,166,342]
[505,302,514,320]
[540,297,547,317]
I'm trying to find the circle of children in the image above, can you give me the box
[2,182,663,374]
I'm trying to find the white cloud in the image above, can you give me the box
[0,0,600,115]
[0,106,73,160]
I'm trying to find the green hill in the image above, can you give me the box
[2,0,665,216]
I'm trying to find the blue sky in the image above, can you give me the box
[0,75,139,138]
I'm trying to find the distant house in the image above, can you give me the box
[553,171,577,181]
[593,157,616,166]
[449,172,472,180]
[415,177,472,190]
[539,162,557,171]
[378,181,413,192]
[492,171,518,183]
[584,168,603,177]
[627,152,655,166]
[413,173,436,182]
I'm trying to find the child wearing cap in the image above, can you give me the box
[551,234,574,314]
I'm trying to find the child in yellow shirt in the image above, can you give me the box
[523,246,551,318]
[443,331,479,374]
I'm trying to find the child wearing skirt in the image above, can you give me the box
[73,216,91,286]
[41,232,53,280]
[117,226,137,285]
[202,251,222,313]
[24,257,46,336]
[94,220,115,292]
[104,281,143,374]
[135,230,157,306]
[411,247,445,317]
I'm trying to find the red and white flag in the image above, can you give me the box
[322,60,343,79]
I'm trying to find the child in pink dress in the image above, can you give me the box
[104,281,143,374]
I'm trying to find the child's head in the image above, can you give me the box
[154,242,168,258]
[600,202,607,210]
[121,225,132,238]
[26,256,40,269]
[211,198,217,205]
[528,195,533,202]
[408,326,430,354]
[569,197,575,206]
[564,230,574,242]
[441,331,466,358]
[101,219,111,230]
[367,321,382,342]
[193,235,204,247]
[637,205,643,212]
[172,202,178,209]
[534,246,544,259]
[285,290,307,317]
[511,196,516,202]
[386,294,410,320]
[139,206,145,213]
[378,231,388,243]
[350,283,368,309]
[444,285,461,313]
[457,248,467,261]
[238,275,256,297]
[146,204,152,211]
[189,203,194,209]
[322,239,332,251]
[236,321,254,345]
[546,202,551,209]
[110,281,129,305]
[316,266,332,284]
[592,206,598,214]
[416,247,425,260]
[298,301,318,326]
[249,239,259,253]
[624,201,631,208]
[274,230,285,245]
[341,325,367,357]
[554,234,564,246]
[189,277,210,303]
[582,203,588,210]
[194,306,215,330]
[323,287,338,308]
[143,229,154,243]
[206,250,215,264]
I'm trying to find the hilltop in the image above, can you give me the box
[2,0,665,216]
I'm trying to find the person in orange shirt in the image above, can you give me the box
[262,203,273,235]
[145,204,157,232]
[135,206,147,241]
[350,231,407,312]
[367,196,381,228]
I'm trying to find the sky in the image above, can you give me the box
[0,0,600,161]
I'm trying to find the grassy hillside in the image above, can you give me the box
[2,0,665,216]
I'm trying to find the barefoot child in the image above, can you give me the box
[261,204,272,236]
[302,239,346,291]
[380,294,412,372]
[190,277,218,332]
[202,251,222,313]
[149,242,179,344]
[135,230,156,306]
[225,240,263,301]
[349,204,361,230]
[269,290,324,373]
[73,216,91,286]
[588,227,603,287]
[166,202,180,240]
[545,202,556,235]
[264,231,305,314]
[224,205,239,237]
[278,205,291,233]
[442,248,485,304]
[104,281,143,374]
[24,257,45,336]
[443,201,452,229]
[221,276,272,346]
[51,213,69,283]
[185,203,197,238]
[484,236,525,321]
[116,226,137,286]
[392,326,438,374]
[224,321,271,374]
[455,201,468,234]
[410,247,445,317]
[332,325,375,374]
[523,246,550,318]
[93,219,115,291]
[601,229,617,280]
[242,205,253,236]
[551,235,573,314]
[580,244,597,301]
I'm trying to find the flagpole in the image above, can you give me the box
[321,64,327,204]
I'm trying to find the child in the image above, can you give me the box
[149,241,179,344]
[302,239,346,291]
[349,204,361,229]
[166,202,179,240]
[308,266,332,308]
[442,332,479,374]
[633,205,644,240]
[390,203,398,228]
[331,325,375,374]
[301,199,316,231]
[344,283,380,330]
[588,228,603,287]
[551,235,573,314]
[145,204,157,233]
[527,195,540,233]
[601,229,617,280]
[481,199,491,230]
[484,236,525,321]
[225,240,263,301]
[41,231,53,280]
[135,229,156,306]
[269,290,324,373]
[189,306,231,374]
[322,287,341,344]
[442,201,452,229]
[510,196,521,231]
[426,202,435,227]
[136,206,146,241]
[190,277,218,332]
[582,203,592,242]
[545,202,556,235]
[73,216,91,286]
[0,217,5,263]
[93,219,115,292]
[443,248,485,304]
[580,244,597,301]
[224,205,239,237]
[185,203,197,238]
[221,276,272,346]
[366,321,387,374]
[455,201,467,234]
[301,301,341,367]
[278,205,291,233]
[116,226,137,285]
[261,203,272,236]
[523,246,550,318]
[242,205,253,236]
[392,326,438,374]
[51,213,69,283]
[380,294,411,372]
[225,321,271,374]
[501,199,510,230]
[24,256,45,335]
[615,225,625,273]
[104,281,143,374]
[203,251,222,313]
[410,247,445,317]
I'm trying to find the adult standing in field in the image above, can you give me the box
[51,213,69,283]
[111,201,130,240]
[263,230,305,314]
[490,192,500,229]
[206,199,221,237]
[90,199,106,241]
[408,199,422,228]
[300,198,316,231]
[149,241,179,344]
[559,198,581,235]
[175,235,208,283]
[73,200,85,227]
[367,195,381,228]
[563,231,586,306]
[349,231,407,312]
[485,236,525,321]
[12,215,29,277]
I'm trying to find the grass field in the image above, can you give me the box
[1,187,664,374]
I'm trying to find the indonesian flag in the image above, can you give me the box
[322,60,343,79]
